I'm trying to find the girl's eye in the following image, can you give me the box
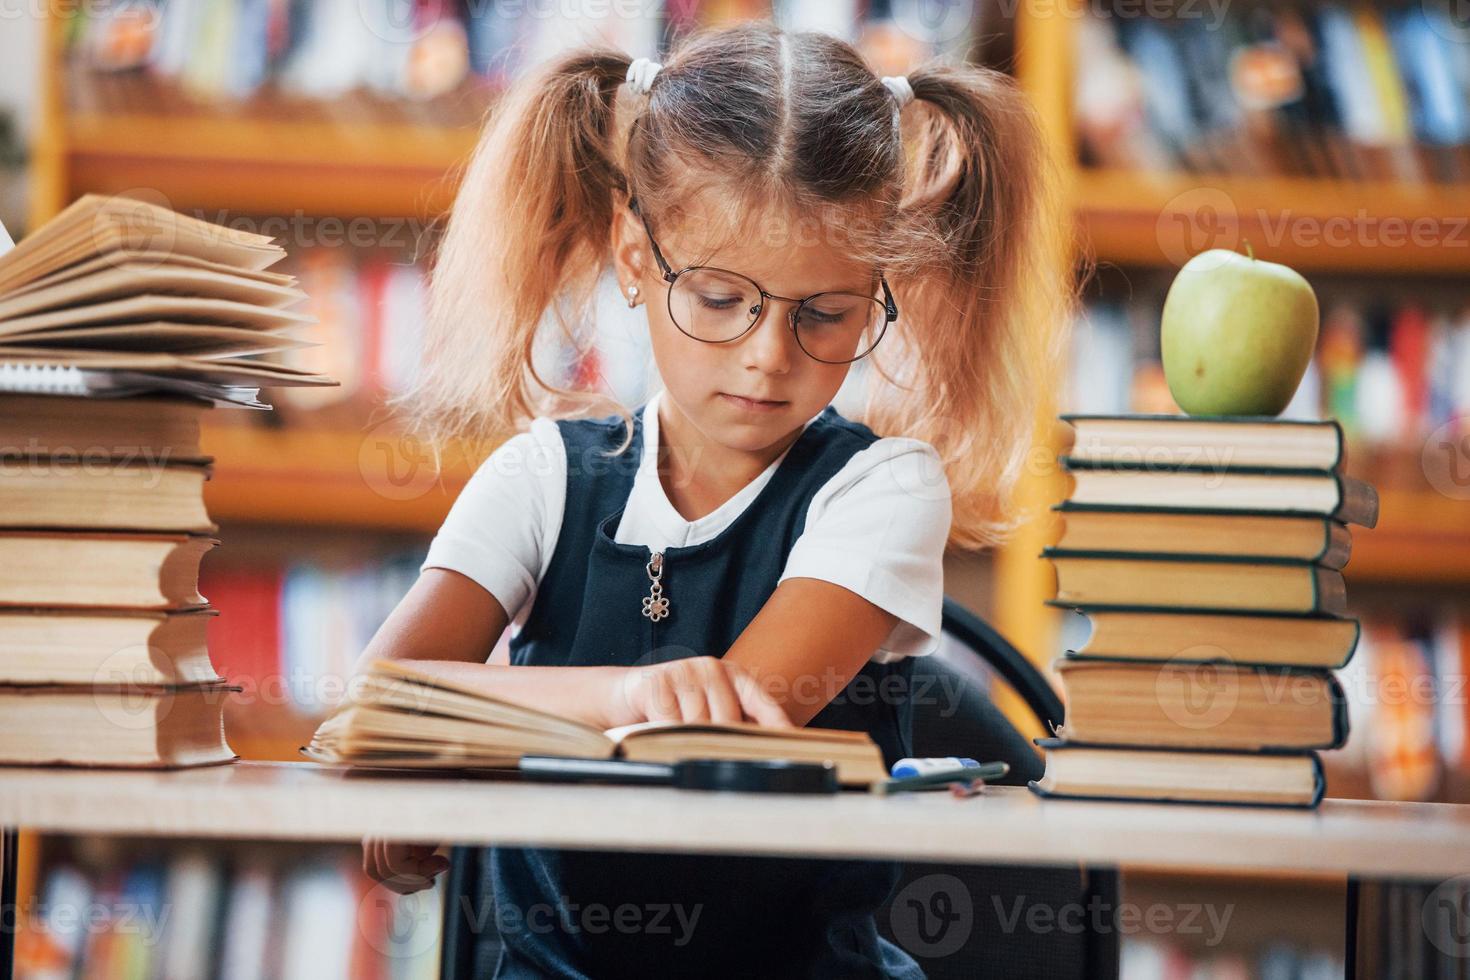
[697,294,742,311]
[802,305,854,326]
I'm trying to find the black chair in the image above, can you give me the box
[439,598,1119,979]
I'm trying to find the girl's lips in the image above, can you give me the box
[719,392,788,412]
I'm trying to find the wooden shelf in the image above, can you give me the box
[1074,169,1470,275]
[64,112,478,218]
[34,60,489,220]
[200,422,485,532]
[1346,488,1470,583]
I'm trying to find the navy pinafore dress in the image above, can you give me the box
[486,403,924,979]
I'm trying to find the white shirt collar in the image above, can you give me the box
[626,389,821,547]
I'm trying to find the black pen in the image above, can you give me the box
[870,760,1010,795]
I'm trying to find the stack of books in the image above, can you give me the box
[1031,414,1379,808]
[0,195,335,767]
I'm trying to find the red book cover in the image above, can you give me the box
[1389,305,1431,440]
[201,565,284,691]
[357,256,391,398]
[348,853,389,980]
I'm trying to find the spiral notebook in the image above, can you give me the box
[0,361,266,408]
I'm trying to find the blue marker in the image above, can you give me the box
[890,757,981,779]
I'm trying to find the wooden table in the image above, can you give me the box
[1,761,1468,875]
[3,761,1468,975]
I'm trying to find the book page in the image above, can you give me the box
[604,718,871,745]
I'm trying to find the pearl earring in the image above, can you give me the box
[626,284,640,308]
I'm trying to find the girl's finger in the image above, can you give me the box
[383,874,427,896]
[416,854,451,879]
[674,680,710,723]
[405,847,448,877]
[730,668,791,728]
[641,677,683,723]
[625,667,678,723]
[704,666,743,724]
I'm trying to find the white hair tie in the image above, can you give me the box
[881,75,914,109]
[626,57,663,96]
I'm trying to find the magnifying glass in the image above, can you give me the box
[518,756,840,794]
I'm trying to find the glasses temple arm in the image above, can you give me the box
[628,196,678,284]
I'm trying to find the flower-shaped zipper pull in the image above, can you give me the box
[642,551,669,621]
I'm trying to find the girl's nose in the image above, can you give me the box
[742,299,796,375]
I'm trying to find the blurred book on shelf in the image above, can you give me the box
[201,551,424,755]
[1332,605,1469,804]
[1074,2,1470,183]
[14,840,441,980]
[265,244,425,427]
[58,0,975,126]
[223,240,662,430]
[1122,938,1343,980]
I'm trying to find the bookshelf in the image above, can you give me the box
[11,1,1470,973]
[200,425,478,533]
[28,20,486,224]
[1073,169,1470,275]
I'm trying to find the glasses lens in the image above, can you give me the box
[668,268,762,342]
[795,293,887,363]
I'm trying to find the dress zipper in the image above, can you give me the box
[641,550,669,621]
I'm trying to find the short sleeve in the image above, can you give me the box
[778,437,952,663]
[420,417,566,622]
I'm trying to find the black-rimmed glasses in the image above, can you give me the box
[628,197,895,364]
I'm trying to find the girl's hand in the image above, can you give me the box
[611,656,791,729]
[362,836,450,895]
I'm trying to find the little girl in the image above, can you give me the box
[358,20,1066,979]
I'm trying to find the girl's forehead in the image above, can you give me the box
[656,192,879,293]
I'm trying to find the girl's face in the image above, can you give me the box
[613,193,877,457]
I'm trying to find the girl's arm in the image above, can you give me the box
[722,577,901,728]
[353,568,788,730]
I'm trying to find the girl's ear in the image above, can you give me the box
[609,203,651,298]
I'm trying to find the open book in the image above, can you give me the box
[0,195,336,405]
[303,659,888,786]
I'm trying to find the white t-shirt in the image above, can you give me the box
[420,389,952,663]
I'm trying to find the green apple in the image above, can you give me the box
[1161,248,1319,416]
